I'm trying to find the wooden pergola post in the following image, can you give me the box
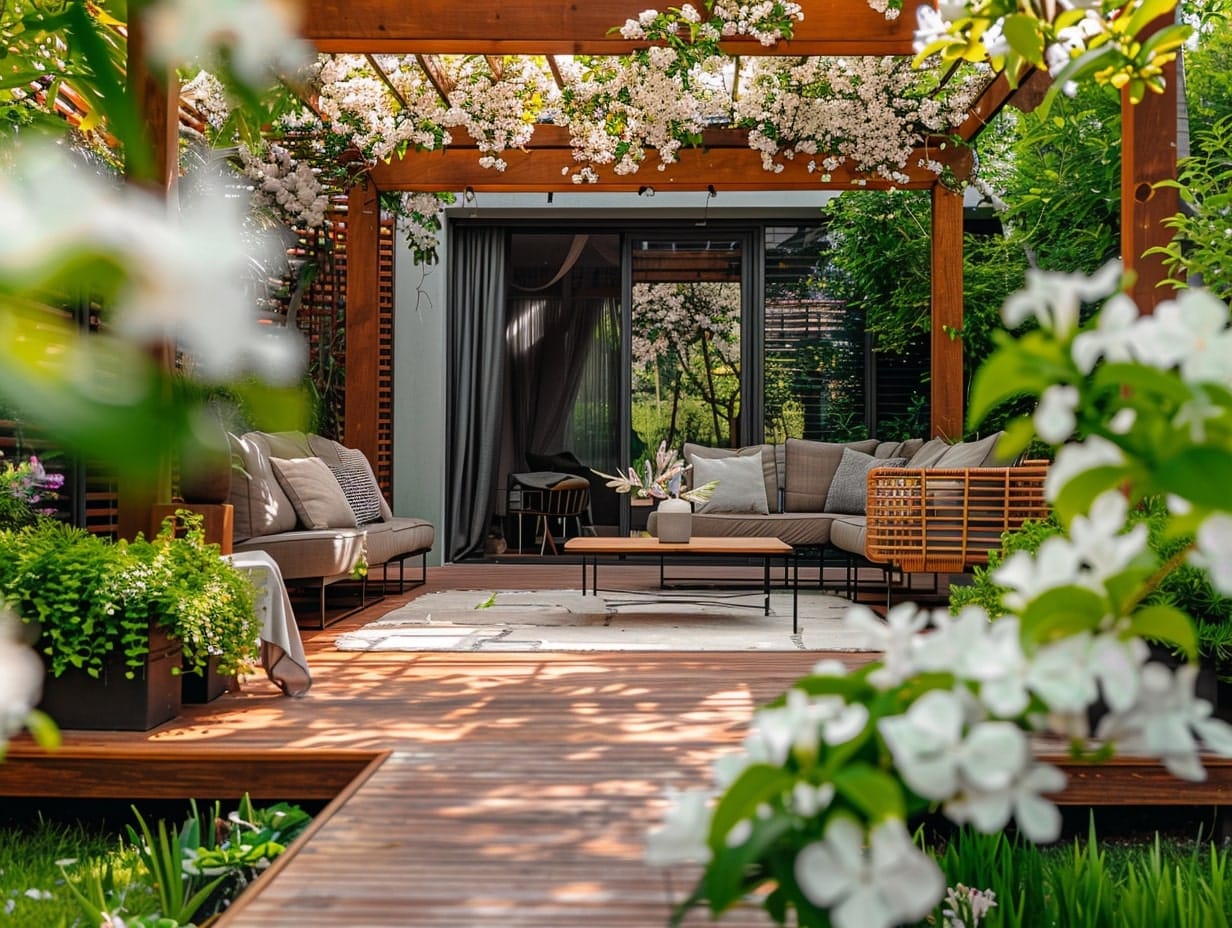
[1121,20,1179,313]
[930,183,964,439]
[117,11,178,541]
[343,179,383,469]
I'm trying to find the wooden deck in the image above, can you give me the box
[5,562,1232,927]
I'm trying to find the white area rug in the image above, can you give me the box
[334,588,876,653]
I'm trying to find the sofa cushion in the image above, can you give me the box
[876,438,924,460]
[692,454,769,515]
[228,432,297,542]
[684,443,777,513]
[364,517,435,565]
[823,448,907,515]
[933,432,1005,469]
[647,510,835,547]
[261,430,313,459]
[233,527,366,582]
[327,447,384,525]
[783,438,878,512]
[830,515,868,556]
[906,437,950,468]
[271,457,359,530]
[308,435,395,522]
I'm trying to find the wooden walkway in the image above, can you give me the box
[4,562,1232,927]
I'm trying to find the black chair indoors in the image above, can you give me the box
[511,473,590,555]
[524,449,619,530]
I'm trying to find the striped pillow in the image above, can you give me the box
[328,448,384,525]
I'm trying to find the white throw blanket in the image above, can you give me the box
[227,550,311,696]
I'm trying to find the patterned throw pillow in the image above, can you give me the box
[328,448,384,525]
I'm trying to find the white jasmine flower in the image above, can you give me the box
[1129,289,1232,384]
[791,781,837,817]
[645,789,713,865]
[1002,262,1122,340]
[795,816,944,928]
[843,602,930,688]
[993,536,1081,612]
[1025,633,1100,715]
[1190,514,1232,596]
[1071,291,1139,373]
[879,689,1029,801]
[0,613,42,746]
[1068,491,1148,582]
[1097,663,1232,781]
[1034,384,1079,443]
[748,689,866,764]
[944,761,1067,843]
[1045,436,1126,503]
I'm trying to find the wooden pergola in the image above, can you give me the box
[125,0,1178,536]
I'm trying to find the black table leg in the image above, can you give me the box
[763,555,771,616]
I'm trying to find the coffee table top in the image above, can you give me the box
[563,535,792,555]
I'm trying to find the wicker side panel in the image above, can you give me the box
[865,463,1050,573]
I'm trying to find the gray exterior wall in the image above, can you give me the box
[391,190,837,564]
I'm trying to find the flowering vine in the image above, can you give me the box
[646,265,1232,927]
[735,55,986,184]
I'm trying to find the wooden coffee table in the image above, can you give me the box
[562,536,799,632]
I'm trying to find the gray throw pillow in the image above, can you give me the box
[692,454,770,515]
[823,448,907,515]
[271,456,359,530]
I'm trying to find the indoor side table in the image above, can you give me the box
[562,535,799,633]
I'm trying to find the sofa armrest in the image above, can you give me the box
[864,462,1050,573]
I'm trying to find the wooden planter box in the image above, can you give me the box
[37,625,183,731]
[181,656,232,704]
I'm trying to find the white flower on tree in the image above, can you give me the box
[1097,662,1232,781]
[795,816,944,928]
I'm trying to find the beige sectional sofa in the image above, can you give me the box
[646,434,1048,594]
[227,430,434,626]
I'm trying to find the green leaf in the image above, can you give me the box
[1129,604,1197,659]
[1156,448,1232,510]
[1002,14,1045,66]
[833,762,906,821]
[1050,465,1132,525]
[702,814,793,914]
[707,763,796,854]
[1020,585,1107,644]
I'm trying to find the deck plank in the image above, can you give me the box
[4,563,1230,927]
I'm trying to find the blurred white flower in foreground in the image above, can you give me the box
[142,0,312,87]
[0,611,42,750]
[0,140,305,385]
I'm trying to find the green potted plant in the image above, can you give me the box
[0,511,260,729]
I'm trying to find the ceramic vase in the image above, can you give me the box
[655,497,692,543]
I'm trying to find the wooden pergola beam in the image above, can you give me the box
[302,0,928,56]
[370,125,973,192]
[931,183,964,439]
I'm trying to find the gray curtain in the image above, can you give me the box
[506,294,606,458]
[447,227,508,561]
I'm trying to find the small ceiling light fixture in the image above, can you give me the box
[697,184,717,227]
[547,191,554,204]
[464,185,477,217]
[638,185,655,197]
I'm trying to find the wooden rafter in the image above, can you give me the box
[415,53,454,104]
[370,125,973,192]
[365,54,410,110]
[301,0,928,56]
[546,55,566,90]
[956,69,1032,142]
